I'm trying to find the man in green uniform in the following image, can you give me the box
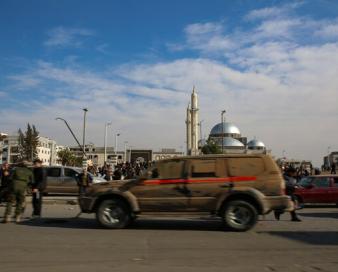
[3,160,33,223]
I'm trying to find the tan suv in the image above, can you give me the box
[79,154,292,231]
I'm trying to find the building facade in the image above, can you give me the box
[1,134,59,165]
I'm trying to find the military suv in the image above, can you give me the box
[79,154,292,231]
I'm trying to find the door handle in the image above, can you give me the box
[219,184,231,188]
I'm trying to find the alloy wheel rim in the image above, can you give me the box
[227,206,251,226]
[102,205,123,224]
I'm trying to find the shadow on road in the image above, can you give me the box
[19,217,224,231]
[300,212,338,219]
[259,231,338,245]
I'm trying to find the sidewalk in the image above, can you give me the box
[25,196,78,205]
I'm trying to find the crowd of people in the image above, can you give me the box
[87,161,151,181]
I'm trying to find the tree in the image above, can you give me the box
[201,139,222,154]
[18,123,40,162]
[57,149,82,166]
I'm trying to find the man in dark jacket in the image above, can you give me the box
[274,167,301,222]
[32,159,47,218]
[0,162,11,203]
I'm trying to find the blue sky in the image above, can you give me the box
[1,0,338,165]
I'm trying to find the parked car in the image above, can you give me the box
[79,154,292,231]
[295,175,338,206]
[44,166,106,195]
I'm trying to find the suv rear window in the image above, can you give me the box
[227,158,264,177]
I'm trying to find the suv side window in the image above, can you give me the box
[156,160,184,179]
[191,159,217,178]
[47,167,61,177]
[314,177,330,188]
[64,168,78,178]
[228,158,264,177]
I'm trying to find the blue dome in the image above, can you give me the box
[210,122,241,136]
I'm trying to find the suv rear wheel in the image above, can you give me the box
[96,199,131,229]
[221,200,258,232]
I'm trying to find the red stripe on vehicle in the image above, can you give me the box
[143,176,256,185]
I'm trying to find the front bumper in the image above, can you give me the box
[262,195,294,214]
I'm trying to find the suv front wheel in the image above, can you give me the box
[96,199,131,229]
[221,200,258,232]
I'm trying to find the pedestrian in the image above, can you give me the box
[274,167,302,222]
[331,162,336,174]
[3,160,34,223]
[0,162,12,203]
[103,167,114,181]
[31,159,47,218]
[77,168,92,196]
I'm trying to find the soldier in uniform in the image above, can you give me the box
[3,160,34,223]
[77,168,92,196]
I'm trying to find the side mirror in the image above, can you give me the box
[305,184,314,189]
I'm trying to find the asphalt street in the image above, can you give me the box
[0,200,337,272]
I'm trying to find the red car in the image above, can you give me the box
[294,175,338,206]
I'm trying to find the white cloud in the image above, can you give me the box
[44,26,94,48]
[3,3,338,166]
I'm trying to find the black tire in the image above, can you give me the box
[96,199,131,229]
[221,200,258,232]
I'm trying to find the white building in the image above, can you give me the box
[1,134,58,165]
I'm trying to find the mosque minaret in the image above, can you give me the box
[186,87,199,155]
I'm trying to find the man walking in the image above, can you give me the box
[32,159,47,218]
[3,160,33,223]
[331,162,336,174]
[274,167,302,222]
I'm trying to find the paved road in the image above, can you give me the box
[0,202,337,272]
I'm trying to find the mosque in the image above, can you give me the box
[185,87,267,154]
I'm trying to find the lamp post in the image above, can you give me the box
[221,110,226,154]
[115,133,120,155]
[104,122,112,164]
[82,108,88,159]
[124,141,128,163]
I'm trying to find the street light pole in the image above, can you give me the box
[124,141,128,163]
[82,108,88,159]
[115,133,120,155]
[221,110,226,154]
[104,122,112,164]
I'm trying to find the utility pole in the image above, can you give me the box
[115,133,120,155]
[221,110,226,154]
[124,141,128,163]
[104,122,112,164]
[82,108,88,160]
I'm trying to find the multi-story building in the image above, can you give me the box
[1,134,58,165]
